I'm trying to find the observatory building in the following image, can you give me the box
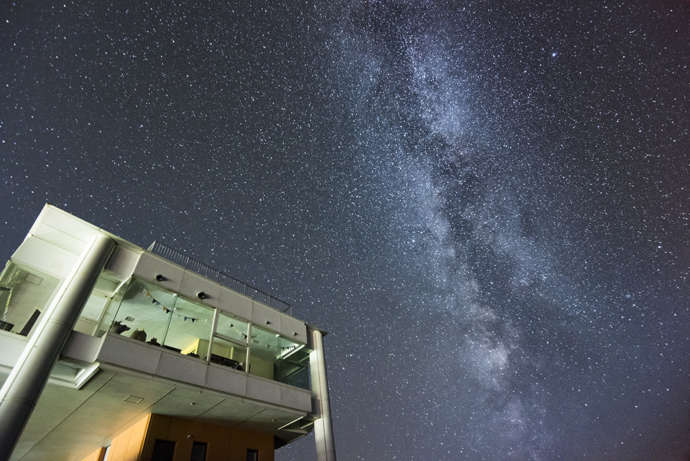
[0,205,335,461]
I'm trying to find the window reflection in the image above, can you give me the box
[209,313,248,370]
[215,312,249,344]
[109,280,175,345]
[77,276,129,336]
[0,261,59,337]
[209,336,246,371]
[108,280,215,360]
[169,297,213,360]
[93,279,130,337]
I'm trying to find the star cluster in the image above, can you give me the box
[1,1,688,460]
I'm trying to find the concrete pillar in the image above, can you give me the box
[309,327,336,461]
[0,233,115,460]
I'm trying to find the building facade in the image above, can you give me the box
[0,205,335,461]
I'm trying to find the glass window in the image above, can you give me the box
[76,275,127,336]
[248,325,310,388]
[190,442,207,461]
[108,279,175,346]
[208,336,246,371]
[275,346,311,389]
[152,439,175,461]
[0,261,60,337]
[164,296,214,360]
[209,313,248,370]
[93,279,130,337]
[215,312,249,344]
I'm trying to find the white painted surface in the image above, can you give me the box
[281,385,312,411]
[219,287,253,319]
[0,332,28,370]
[156,352,207,387]
[105,247,140,280]
[11,236,78,280]
[60,331,103,363]
[246,374,282,406]
[179,271,221,308]
[27,207,96,257]
[206,363,247,395]
[251,301,281,332]
[98,334,162,375]
[133,252,184,292]
[280,313,308,345]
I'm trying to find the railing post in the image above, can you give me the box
[207,308,219,364]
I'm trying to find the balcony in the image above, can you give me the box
[0,260,314,461]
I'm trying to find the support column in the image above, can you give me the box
[309,327,336,461]
[0,233,115,460]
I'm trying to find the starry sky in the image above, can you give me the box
[1,1,689,460]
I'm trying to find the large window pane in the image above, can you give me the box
[75,275,124,336]
[248,325,310,388]
[208,336,246,371]
[275,346,311,389]
[215,312,249,344]
[93,279,130,337]
[247,326,276,379]
[109,279,175,345]
[105,280,214,362]
[208,313,248,370]
[164,296,214,360]
[152,439,175,461]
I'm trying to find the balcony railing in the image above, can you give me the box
[147,241,292,314]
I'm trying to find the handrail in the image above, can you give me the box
[147,241,293,314]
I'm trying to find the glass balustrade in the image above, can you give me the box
[167,296,214,360]
[100,276,311,389]
[209,312,249,370]
[0,259,312,390]
[108,279,175,345]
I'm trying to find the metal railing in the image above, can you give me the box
[148,241,292,314]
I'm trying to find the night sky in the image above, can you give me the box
[1,1,689,460]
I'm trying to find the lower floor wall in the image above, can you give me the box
[82,413,150,461]
[143,414,274,461]
[82,413,275,461]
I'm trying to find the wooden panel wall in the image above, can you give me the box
[105,413,151,461]
[141,414,274,461]
[80,414,151,461]
[80,413,274,461]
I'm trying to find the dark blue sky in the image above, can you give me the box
[1,1,688,460]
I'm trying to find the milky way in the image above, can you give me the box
[1,1,688,460]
